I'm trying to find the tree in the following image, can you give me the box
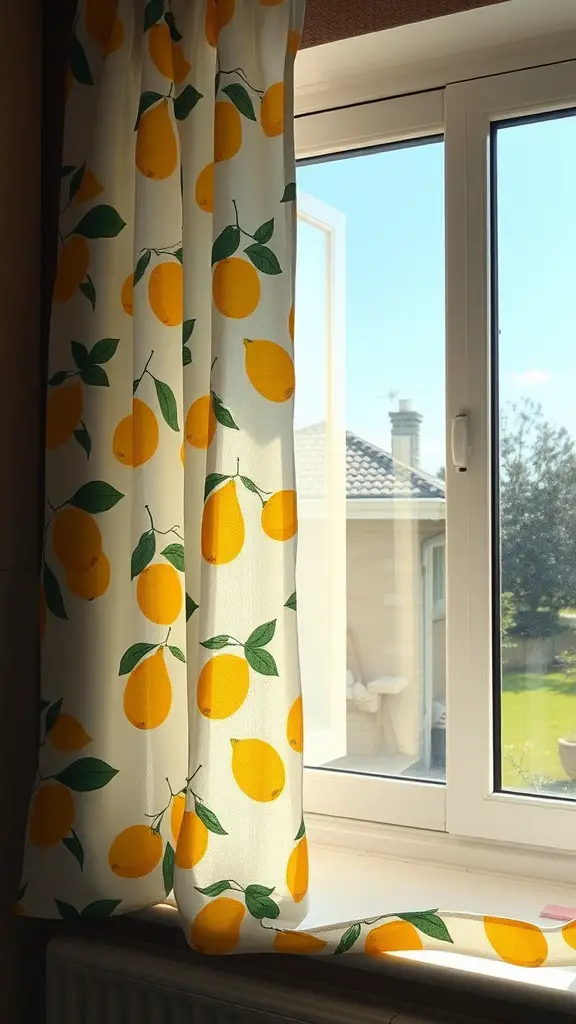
[500,399,576,616]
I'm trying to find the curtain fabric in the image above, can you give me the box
[20,0,576,968]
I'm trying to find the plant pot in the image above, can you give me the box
[558,737,576,780]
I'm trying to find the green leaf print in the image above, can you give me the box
[163,842,175,897]
[397,911,453,944]
[74,424,92,459]
[144,0,165,31]
[182,346,192,367]
[61,165,76,178]
[154,378,179,431]
[133,249,152,286]
[212,224,240,265]
[204,473,229,500]
[89,338,119,364]
[294,818,305,841]
[40,698,50,712]
[119,642,159,675]
[62,829,84,871]
[48,370,70,387]
[284,592,297,611]
[43,563,68,620]
[55,757,119,792]
[253,218,274,244]
[245,646,278,677]
[172,247,183,264]
[73,205,126,240]
[45,697,63,736]
[244,886,280,921]
[212,392,238,430]
[79,275,96,309]
[165,11,182,42]
[55,899,81,920]
[71,341,89,369]
[200,635,231,651]
[239,476,260,497]
[244,243,281,275]
[222,83,256,121]
[161,543,184,571]
[246,619,276,648]
[17,882,27,902]
[185,594,198,620]
[69,164,85,201]
[281,182,296,203]
[334,922,361,955]
[174,84,203,121]
[195,880,233,898]
[168,646,185,664]
[194,800,227,836]
[69,36,93,86]
[183,319,195,344]
[80,365,109,387]
[69,480,124,514]
[135,91,163,129]
[80,899,121,919]
[131,529,156,579]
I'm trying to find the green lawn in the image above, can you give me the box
[502,671,576,790]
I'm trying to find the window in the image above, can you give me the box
[294,59,576,857]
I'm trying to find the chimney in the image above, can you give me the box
[389,399,422,468]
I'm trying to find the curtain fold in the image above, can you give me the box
[20,0,576,968]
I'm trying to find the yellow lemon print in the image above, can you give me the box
[85,0,118,51]
[180,441,186,466]
[214,100,242,163]
[287,29,300,57]
[14,903,25,917]
[244,339,295,403]
[136,563,182,625]
[53,507,102,573]
[201,479,245,565]
[190,897,245,955]
[148,23,191,84]
[175,810,209,869]
[39,586,46,640]
[261,82,284,138]
[113,398,159,468]
[286,836,308,903]
[45,379,83,450]
[484,917,548,968]
[205,0,236,47]
[231,738,285,802]
[171,792,185,843]
[287,695,303,753]
[197,654,250,719]
[261,490,297,542]
[49,714,91,752]
[273,930,327,955]
[123,647,173,730]
[148,261,183,326]
[288,303,294,343]
[53,235,90,303]
[213,257,260,319]
[66,551,110,600]
[121,273,134,315]
[562,922,576,949]
[195,162,214,213]
[109,824,163,878]
[76,168,104,203]
[365,920,424,958]
[29,783,74,847]
[185,394,216,449]
[136,98,178,180]
[104,16,124,54]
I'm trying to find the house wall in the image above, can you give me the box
[346,517,445,757]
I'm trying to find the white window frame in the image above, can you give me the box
[295,58,576,861]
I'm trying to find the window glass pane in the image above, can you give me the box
[295,138,446,783]
[494,109,576,797]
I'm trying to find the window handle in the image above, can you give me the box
[451,414,469,473]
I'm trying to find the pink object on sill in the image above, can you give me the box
[540,905,576,922]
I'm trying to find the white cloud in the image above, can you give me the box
[507,369,551,387]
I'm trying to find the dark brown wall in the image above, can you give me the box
[301,0,508,47]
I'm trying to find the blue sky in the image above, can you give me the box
[294,112,576,476]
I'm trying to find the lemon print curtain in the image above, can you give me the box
[21,0,576,968]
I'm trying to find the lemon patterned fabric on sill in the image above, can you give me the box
[20,0,576,968]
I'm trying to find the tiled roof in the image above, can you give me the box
[295,422,445,500]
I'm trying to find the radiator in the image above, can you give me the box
[47,935,485,1024]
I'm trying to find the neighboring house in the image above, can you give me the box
[294,401,446,775]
